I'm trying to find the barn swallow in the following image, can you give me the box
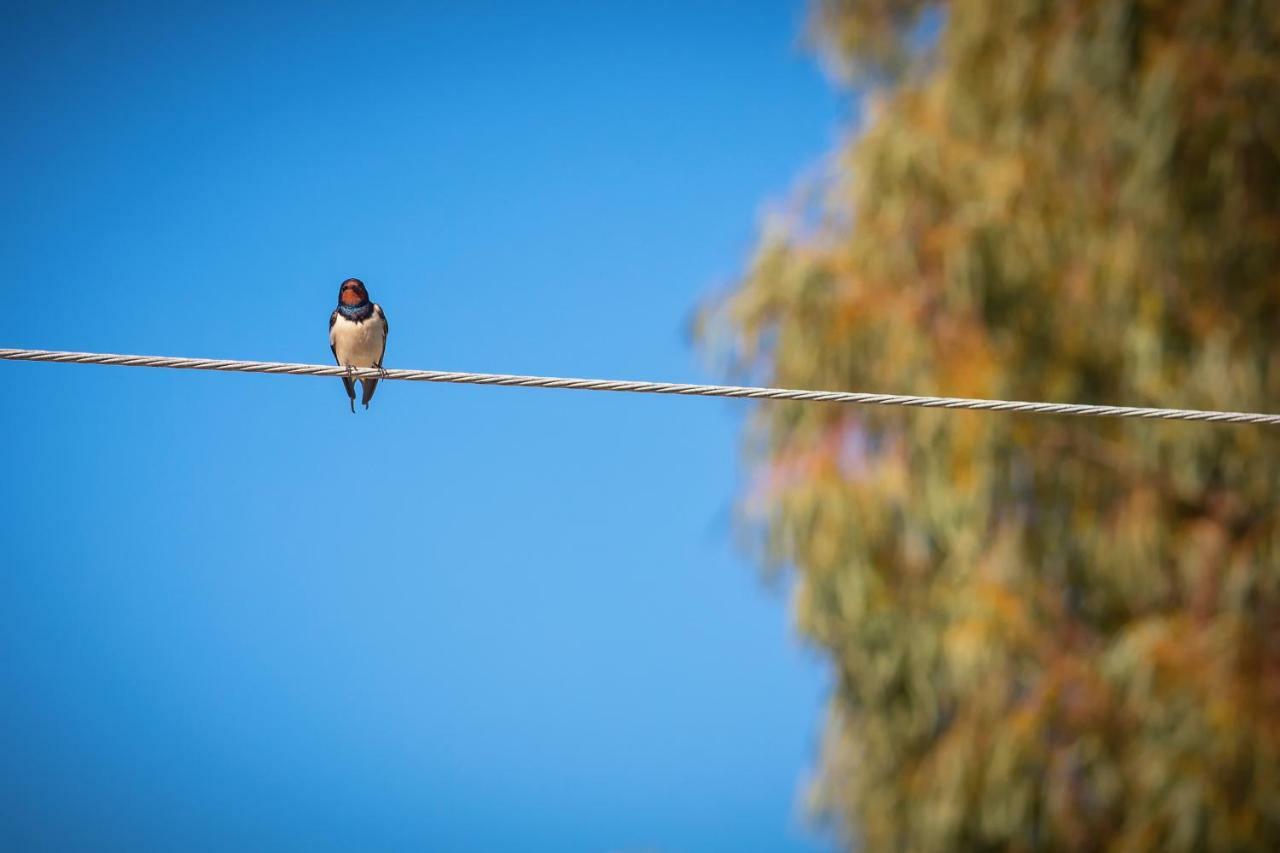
[329,278,389,412]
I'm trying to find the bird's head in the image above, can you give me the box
[339,278,370,307]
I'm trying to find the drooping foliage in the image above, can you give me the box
[714,1,1280,848]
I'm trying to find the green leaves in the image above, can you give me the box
[715,1,1280,848]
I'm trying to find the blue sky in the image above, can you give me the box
[1,2,844,850]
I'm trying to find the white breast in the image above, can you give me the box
[330,306,387,367]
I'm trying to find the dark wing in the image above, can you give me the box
[374,304,389,368]
[329,310,340,363]
[361,375,379,408]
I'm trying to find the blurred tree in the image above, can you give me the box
[710,0,1280,848]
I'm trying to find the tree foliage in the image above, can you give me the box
[714,1,1280,848]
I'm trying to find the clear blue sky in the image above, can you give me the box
[1,2,843,850]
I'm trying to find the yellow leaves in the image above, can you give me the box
[809,0,943,85]
[981,153,1030,220]
[942,569,1042,691]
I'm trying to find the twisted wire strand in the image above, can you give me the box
[2,346,1278,426]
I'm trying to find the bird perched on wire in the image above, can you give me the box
[329,278,389,412]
